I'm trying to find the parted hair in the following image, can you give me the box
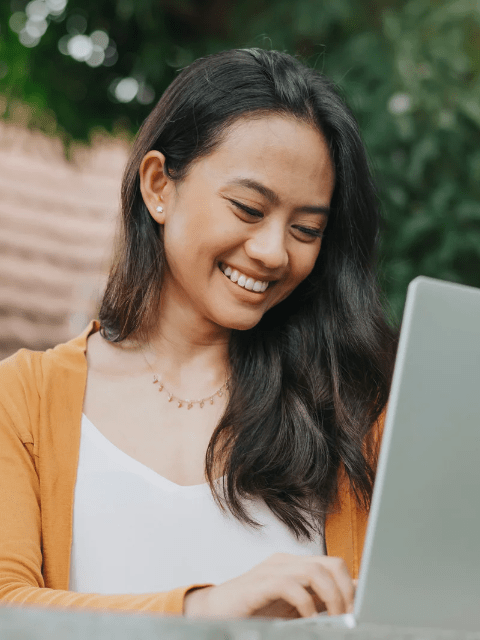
[99,48,397,540]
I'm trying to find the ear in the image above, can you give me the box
[139,151,173,224]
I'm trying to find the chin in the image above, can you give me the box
[230,320,263,331]
[215,312,264,332]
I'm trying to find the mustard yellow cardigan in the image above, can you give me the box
[0,320,380,615]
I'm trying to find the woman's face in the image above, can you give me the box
[142,114,335,333]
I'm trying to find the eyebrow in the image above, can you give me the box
[225,178,330,216]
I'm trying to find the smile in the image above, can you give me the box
[219,263,271,293]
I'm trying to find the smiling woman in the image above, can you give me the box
[0,49,397,620]
[138,115,334,332]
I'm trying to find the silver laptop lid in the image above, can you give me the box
[355,276,480,631]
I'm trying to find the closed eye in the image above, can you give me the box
[230,200,263,218]
[293,226,324,238]
[230,199,324,240]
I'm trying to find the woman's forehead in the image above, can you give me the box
[192,115,335,203]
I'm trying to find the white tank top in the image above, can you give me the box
[69,413,325,594]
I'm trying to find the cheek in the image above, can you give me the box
[291,243,322,283]
[270,244,321,306]
[171,210,200,241]
[163,210,206,264]
[163,211,236,279]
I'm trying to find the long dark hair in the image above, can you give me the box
[99,48,397,541]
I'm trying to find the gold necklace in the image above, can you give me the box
[141,348,230,409]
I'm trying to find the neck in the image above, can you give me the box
[139,294,231,395]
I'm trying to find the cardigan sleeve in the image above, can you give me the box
[0,351,211,615]
[324,408,386,577]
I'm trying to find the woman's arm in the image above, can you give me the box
[0,354,211,615]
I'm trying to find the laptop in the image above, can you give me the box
[278,276,480,632]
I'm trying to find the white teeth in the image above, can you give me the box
[221,263,270,292]
[245,277,255,290]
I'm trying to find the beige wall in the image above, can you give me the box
[0,122,130,360]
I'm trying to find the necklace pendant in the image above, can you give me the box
[143,348,231,409]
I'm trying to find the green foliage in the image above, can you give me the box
[361,0,480,318]
[1,0,479,319]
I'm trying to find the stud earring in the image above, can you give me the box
[156,205,164,213]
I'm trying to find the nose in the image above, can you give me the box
[244,220,289,271]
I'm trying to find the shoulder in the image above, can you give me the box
[0,348,43,443]
[0,320,99,385]
[85,326,148,378]
[85,329,128,370]
[0,321,99,437]
[0,347,43,401]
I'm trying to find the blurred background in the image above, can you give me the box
[0,0,479,359]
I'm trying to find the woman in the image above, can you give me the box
[0,48,396,619]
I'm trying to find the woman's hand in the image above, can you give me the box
[183,553,355,619]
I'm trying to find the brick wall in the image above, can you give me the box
[0,122,130,360]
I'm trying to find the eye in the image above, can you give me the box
[292,225,325,241]
[230,200,263,219]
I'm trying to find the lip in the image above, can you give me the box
[219,262,277,283]
[218,263,274,297]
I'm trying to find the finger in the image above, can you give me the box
[276,580,318,618]
[305,586,327,614]
[306,566,346,616]
[313,557,355,614]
